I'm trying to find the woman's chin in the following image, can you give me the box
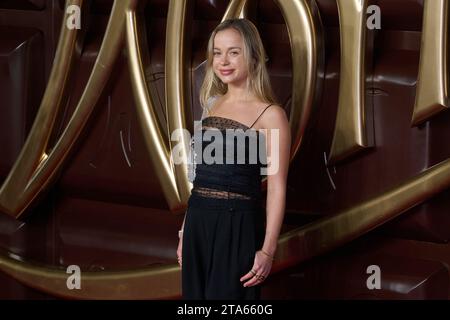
[220,77,244,85]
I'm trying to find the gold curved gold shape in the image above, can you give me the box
[0,0,185,299]
[223,0,249,19]
[329,0,373,165]
[3,0,449,301]
[0,0,84,218]
[0,0,324,299]
[0,252,180,299]
[2,157,450,299]
[164,0,193,206]
[125,0,186,211]
[274,0,324,159]
[276,158,450,269]
[412,0,449,126]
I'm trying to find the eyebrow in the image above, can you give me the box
[213,47,242,51]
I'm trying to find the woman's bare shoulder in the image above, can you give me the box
[259,104,288,129]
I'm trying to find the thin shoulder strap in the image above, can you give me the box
[249,104,273,128]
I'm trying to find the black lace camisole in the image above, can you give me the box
[188,104,273,202]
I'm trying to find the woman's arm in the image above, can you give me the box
[260,105,291,257]
[179,214,186,236]
[177,213,186,267]
[240,104,291,287]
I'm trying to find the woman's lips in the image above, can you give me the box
[220,69,234,75]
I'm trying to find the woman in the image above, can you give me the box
[177,18,291,300]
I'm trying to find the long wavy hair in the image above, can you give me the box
[199,18,278,114]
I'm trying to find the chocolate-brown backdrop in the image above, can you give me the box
[0,0,449,299]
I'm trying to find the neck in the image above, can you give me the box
[224,81,255,103]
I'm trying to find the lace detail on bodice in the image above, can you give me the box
[201,116,252,131]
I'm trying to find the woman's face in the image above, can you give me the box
[212,28,250,86]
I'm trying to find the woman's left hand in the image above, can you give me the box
[240,250,273,287]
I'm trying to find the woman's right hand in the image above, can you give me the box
[177,236,183,267]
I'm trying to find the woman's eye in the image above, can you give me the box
[213,52,220,56]
[231,52,238,55]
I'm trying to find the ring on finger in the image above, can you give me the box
[250,269,257,276]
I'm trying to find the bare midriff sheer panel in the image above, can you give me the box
[191,186,252,200]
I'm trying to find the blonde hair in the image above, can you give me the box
[199,18,278,114]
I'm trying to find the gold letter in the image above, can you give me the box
[412,0,449,126]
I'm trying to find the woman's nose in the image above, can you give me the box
[220,54,229,65]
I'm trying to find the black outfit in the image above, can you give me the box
[182,104,273,300]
